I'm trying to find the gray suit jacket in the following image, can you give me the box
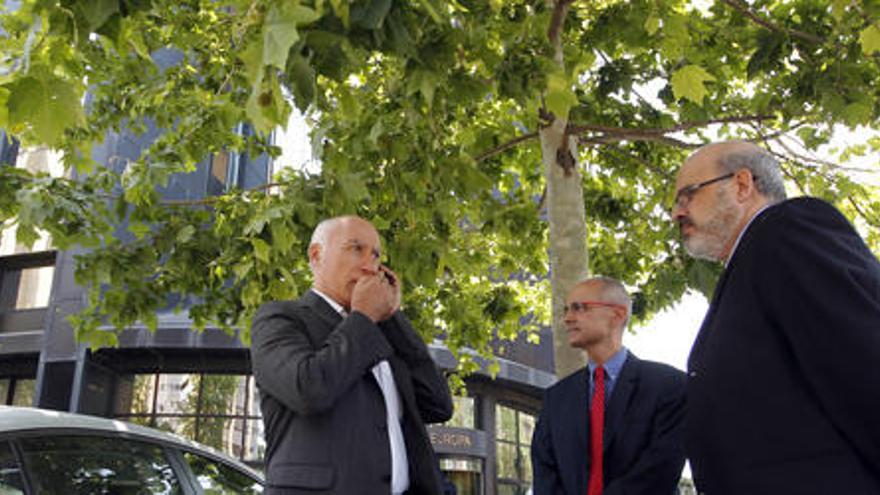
[251,290,453,494]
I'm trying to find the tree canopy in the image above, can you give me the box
[2,0,879,376]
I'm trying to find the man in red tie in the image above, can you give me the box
[531,277,686,495]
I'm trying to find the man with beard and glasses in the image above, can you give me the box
[671,141,880,494]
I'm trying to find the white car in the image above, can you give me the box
[0,406,263,494]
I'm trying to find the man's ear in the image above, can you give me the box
[734,168,756,202]
[308,243,321,268]
[613,307,628,329]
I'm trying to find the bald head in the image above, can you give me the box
[308,215,382,307]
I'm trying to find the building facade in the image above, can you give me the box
[0,125,556,495]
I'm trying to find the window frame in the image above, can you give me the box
[0,251,56,334]
[115,372,263,465]
[494,402,536,494]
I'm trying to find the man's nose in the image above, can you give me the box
[670,202,687,222]
[360,257,379,273]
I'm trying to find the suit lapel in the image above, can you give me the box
[302,290,344,344]
[604,354,638,454]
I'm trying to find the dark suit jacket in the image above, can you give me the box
[687,197,880,494]
[250,290,453,494]
[531,352,687,495]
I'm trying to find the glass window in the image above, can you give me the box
[183,451,262,494]
[446,396,475,429]
[439,457,482,495]
[0,441,25,495]
[0,378,35,407]
[13,266,54,309]
[116,374,263,464]
[20,435,182,495]
[495,404,535,493]
[11,379,34,407]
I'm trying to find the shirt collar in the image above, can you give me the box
[311,288,346,316]
[589,346,628,381]
[725,203,773,267]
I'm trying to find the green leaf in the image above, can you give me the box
[831,0,848,21]
[860,24,880,56]
[252,238,271,263]
[287,52,316,111]
[351,0,392,29]
[263,4,301,70]
[842,101,872,126]
[671,65,715,105]
[240,39,264,90]
[545,70,577,117]
[0,87,8,127]
[233,259,254,280]
[271,221,294,252]
[77,0,119,31]
[644,13,660,36]
[176,225,196,243]
[129,221,151,239]
[660,13,688,59]
[406,69,439,107]
[5,71,84,146]
[329,0,350,28]
[337,172,369,202]
[417,0,444,24]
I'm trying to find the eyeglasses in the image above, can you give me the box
[673,172,735,209]
[563,301,625,314]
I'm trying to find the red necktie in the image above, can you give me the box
[588,366,605,495]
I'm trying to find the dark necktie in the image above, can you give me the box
[588,366,605,495]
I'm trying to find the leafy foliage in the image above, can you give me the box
[1,0,880,371]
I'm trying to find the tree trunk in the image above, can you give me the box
[540,117,589,378]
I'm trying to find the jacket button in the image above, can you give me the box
[378,424,388,432]
[382,474,391,483]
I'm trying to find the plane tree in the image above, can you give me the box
[1,0,879,376]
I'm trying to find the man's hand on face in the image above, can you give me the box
[379,265,401,314]
[350,270,397,323]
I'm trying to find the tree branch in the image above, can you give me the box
[473,132,539,163]
[568,115,775,137]
[547,0,575,59]
[578,133,697,149]
[722,0,824,44]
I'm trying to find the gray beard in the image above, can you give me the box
[683,190,739,262]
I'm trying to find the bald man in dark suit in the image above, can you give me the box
[251,216,452,494]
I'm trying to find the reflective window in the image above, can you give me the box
[440,457,482,495]
[19,435,182,495]
[495,404,535,495]
[0,441,25,494]
[13,266,54,309]
[183,451,263,494]
[0,378,35,407]
[446,395,476,429]
[116,374,264,463]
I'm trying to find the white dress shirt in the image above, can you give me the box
[311,289,410,494]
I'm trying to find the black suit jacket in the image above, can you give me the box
[531,352,687,495]
[687,197,880,494]
[250,290,453,494]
